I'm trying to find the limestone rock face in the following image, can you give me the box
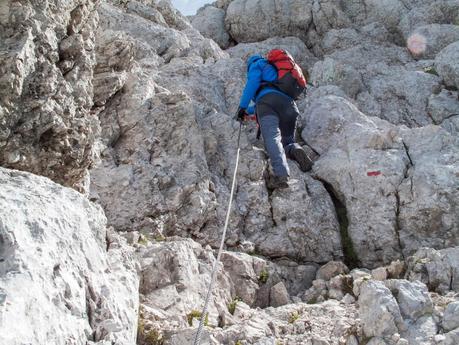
[138,238,234,330]
[436,41,459,90]
[89,1,343,265]
[407,24,459,60]
[0,0,99,191]
[225,0,314,44]
[192,5,231,49]
[2,0,459,344]
[0,168,139,345]
[226,36,317,72]
[304,95,459,267]
[405,247,459,293]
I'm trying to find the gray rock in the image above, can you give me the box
[372,267,388,281]
[427,90,459,126]
[211,300,359,344]
[304,95,459,267]
[0,168,139,345]
[316,261,349,281]
[405,247,459,293]
[0,0,99,191]
[138,238,234,329]
[359,280,404,338]
[220,251,262,306]
[311,57,364,98]
[443,301,459,331]
[270,282,290,307]
[441,329,459,345]
[384,280,433,321]
[366,338,388,345]
[304,96,406,267]
[397,127,459,258]
[225,0,313,43]
[227,36,317,73]
[126,0,168,27]
[436,41,459,90]
[192,5,231,48]
[406,24,459,60]
[365,68,441,127]
[401,315,437,345]
[399,1,459,40]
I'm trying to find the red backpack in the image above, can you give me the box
[266,49,307,100]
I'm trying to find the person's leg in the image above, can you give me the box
[258,113,290,177]
[277,98,299,157]
[276,97,313,172]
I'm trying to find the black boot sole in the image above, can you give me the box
[291,147,313,172]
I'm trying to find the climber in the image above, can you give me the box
[236,50,313,189]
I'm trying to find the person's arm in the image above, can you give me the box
[239,62,263,110]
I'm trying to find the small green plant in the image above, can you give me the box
[235,341,243,345]
[137,315,163,345]
[154,234,166,242]
[423,66,438,76]
[187,310,208,326]
[138,234,149,245]
[288,311,300,324]
[144,329,164,345]
[306,296,317,304]
[228,297,242,315]
[258,269,269,284]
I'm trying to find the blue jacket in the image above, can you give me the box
[239,55,291,114]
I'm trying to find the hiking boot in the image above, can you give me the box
[267,175,289,189]
[291,146,313,172]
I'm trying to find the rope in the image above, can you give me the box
[192,122,243,345]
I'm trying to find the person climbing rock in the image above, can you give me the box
[236,50,313,189]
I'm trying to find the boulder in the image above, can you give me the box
[225,0,313,43]
[138,238,234,329]
[192,5,231,48]
[220,251,263,306]
[405,247,459,294]
[0,168,139,345]
[443,302,459,331]
[436,41,459,90]
[384,280,433,321]
[401,315,437,345]
[270,282,290,307]
[316,261,349,281]
[358,281,404,338]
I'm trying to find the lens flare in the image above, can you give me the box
[407,33,427,56]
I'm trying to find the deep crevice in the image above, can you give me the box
[319,179,360,269]
[394,191,406,262]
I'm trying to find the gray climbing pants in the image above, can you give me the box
[256,92,302,177]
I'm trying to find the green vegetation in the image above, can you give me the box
[288,311,300,324]
[235,341,243,345]
[306,297,317,304]
[187,310,208,326]
[154,234,166,242]
[258,269,269,284]
[143,329,163,345]
[228,297,242,315]
[138,234,150,246]
[423,66,439,76]
[137,315,163,345]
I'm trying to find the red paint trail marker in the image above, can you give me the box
[367,171,382,177]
